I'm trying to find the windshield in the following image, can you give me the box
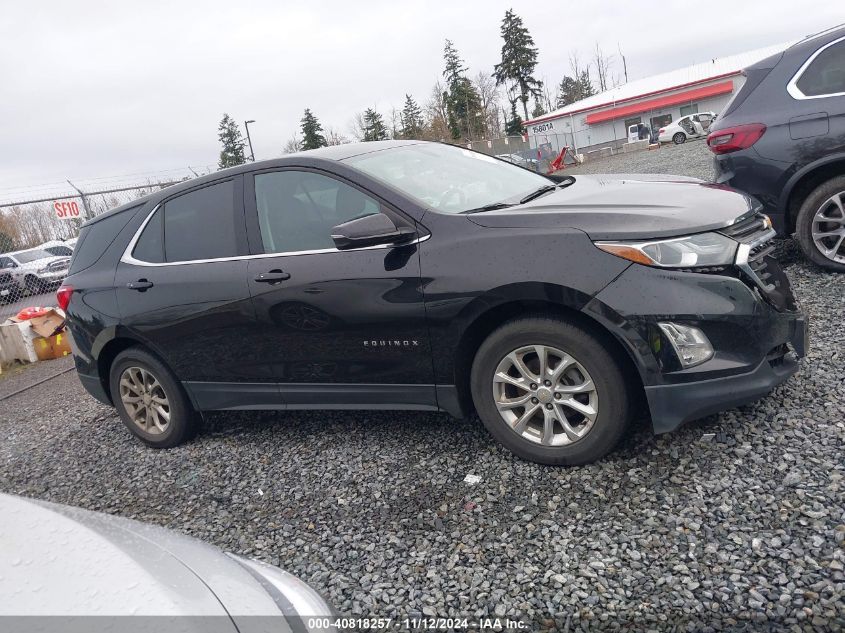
[13,249,52,264]
[346,143,553,213]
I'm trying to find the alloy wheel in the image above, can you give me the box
[811,191,845,264]
[118,366,171,435]
[492,345,598,447]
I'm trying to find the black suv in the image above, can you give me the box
[708,25,845,271]
[61,141,807,465]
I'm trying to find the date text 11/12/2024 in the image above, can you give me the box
[307,616,530,630]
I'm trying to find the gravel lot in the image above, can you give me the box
[1,142,843,631]
[565,138,716,181]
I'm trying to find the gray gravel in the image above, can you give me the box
[566,138,715,181]
[1,143,844,630]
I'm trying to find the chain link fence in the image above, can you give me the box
[464,132,582,173]
[0,181,186,321]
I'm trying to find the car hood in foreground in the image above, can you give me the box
[468,174,756,240]
[0,493,292,626]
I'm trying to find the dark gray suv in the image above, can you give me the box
[708,25,845,271]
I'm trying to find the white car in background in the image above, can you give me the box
[0,247,71,294]
[0,493,335,628]
[658,111,717,144]
[38,237,77,257]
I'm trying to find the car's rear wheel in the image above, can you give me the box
[795,176,845,272]
[470,317,631,466]
[109,347,198,448]
[672,132,686,145]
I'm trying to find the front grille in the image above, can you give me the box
[44,260,70,272]
[720,212,798,312]
[0,272,11,284]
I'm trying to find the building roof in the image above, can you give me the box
[525,42,790,125]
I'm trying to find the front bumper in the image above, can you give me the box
[36,269,67,283]
[586,262,806,434]
[645,315,805,432]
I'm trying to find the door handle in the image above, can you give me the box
[254,269,291,284]
[127,279,154,291]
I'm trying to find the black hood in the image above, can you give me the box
[467,174,757,240]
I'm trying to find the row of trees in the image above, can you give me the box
[218,10,625,167]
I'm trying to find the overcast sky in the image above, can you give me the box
[1,1,842,199]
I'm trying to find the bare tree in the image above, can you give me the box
[325,127,349,146]
[424,80,451,141]
[282,134,301,154]
[617,42,628,84]
[592,42,613,92]
[473,72,501,138]
[348,111,367,141]
[388,106,401,140]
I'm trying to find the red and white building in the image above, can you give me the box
[523,43,788,155]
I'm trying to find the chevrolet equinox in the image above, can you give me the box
[60,141,807,465]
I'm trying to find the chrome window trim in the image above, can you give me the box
[120,203,429,267]
[787,34,845,100]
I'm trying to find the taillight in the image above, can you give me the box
[658,128,665,134]
[56,285,73,311]
[707,123,766,154]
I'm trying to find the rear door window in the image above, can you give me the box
[796,39,845,97]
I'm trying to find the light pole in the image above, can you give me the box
[244,120,256,162]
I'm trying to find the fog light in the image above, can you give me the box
[658,322,714,368]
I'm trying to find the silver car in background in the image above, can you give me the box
[0,248,71,294]
[0,493,335,632]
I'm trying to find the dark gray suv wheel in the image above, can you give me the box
[796,176,845,272]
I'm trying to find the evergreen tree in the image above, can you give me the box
[362,108,388,141]
[555,71,597,108]
[531,98,546,118]
[400,94,425,139]
[493,10,542,121]
[217,113,246,169]
[300,108,327,150]
[504,101,523,136]
[442,39,483,140]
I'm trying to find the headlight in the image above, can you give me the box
[595,232,737,268]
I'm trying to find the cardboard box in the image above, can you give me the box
[33,330,72,361]
[28,309,66,338]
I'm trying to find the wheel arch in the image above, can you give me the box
[450,292,645,419]
[91,329,173,404]
[781,154,845,234]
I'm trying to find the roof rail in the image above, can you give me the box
[790,23,845,48]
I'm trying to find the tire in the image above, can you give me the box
[673,132,686,145]
[795,175,845,272]
[470,317,631,466]
[25,276,44,294]
[109,347,198,448]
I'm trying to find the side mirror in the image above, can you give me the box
[331,213,415,250]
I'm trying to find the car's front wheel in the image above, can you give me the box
[109,347,198,448]
[471,317,631,466]
[25,276,44,294]
[795,176,845,272]
[672,132,686,144]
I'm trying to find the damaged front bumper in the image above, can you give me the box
[585,258,807,434]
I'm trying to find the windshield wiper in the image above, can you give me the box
[519,184,558,204]
[462,202,515,214]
